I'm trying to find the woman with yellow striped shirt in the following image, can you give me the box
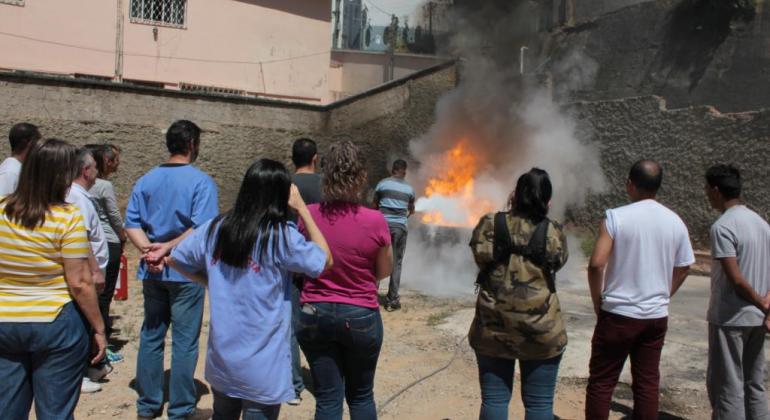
[0,139,106,419]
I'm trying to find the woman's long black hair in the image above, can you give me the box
[510,168,552,223]
[207,159,291,268]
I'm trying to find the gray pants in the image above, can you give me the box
[386,224,407,305]
[707,323,770,420]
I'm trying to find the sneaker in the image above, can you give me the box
[81,377,102,393]
[184,408,213,420]
[87,363,113,382]
[386,302,401,312]
[286,396,302,406]
[106,349,124,363]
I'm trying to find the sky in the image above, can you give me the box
[360,0,424,26]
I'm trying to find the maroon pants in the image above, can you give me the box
[585,310,668,420]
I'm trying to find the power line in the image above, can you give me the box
[364,0,392,16]
[0,31,329,65]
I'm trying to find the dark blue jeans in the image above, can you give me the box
[290,279,305,397]
[136,280,205,420]
[297,302,383,420]
[0,302,90,420]
[476,352,563,420]
[212,388,280,420]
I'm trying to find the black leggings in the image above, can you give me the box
[98,242,122,338]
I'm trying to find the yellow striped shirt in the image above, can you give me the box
[0,203,90,322]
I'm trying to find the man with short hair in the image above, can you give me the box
[0,123,41,195]
[287,137,322,405]
[374,159,415,311]
[585,159,695,419]
[704,164,770,420]
[126,120,218,420]
[66,148,109,393]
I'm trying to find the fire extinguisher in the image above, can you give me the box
[114,254,128,301]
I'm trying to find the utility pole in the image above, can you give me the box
[428,1,434,35]
[332,0,342,49]
[114,0,124,82]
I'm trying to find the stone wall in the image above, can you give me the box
[1,66,767,245]
[569,95,770,245]
[0,64,456,211]
[548,0,770,112]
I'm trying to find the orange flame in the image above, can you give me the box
[420,140,494,227]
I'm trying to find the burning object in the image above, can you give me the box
[415,140,496,228]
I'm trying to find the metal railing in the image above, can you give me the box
[129,0,186,28]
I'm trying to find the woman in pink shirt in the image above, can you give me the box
[297,140,393,420]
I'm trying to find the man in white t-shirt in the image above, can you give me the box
[585,160,695,420]
[704,164,770,420]
[0,123,41,195]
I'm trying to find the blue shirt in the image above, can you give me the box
[125,164,218,281]
[374,177,415,227]
[171,220,326,404]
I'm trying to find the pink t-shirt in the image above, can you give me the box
[299,203,391,309]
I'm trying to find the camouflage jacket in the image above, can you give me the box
[467,212,569,361]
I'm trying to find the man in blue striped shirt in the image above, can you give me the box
[374,159,415,311]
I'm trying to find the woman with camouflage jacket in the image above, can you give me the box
[468,168,569,420]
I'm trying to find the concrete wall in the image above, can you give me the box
[0,0,332,102]
[0,64,456,211]
[329,50,451,100]
[569,96,770,245]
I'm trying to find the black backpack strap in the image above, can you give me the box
[492,212,512,262]
[528,218,555,293]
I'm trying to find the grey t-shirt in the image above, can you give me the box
[707,205,770,326]
[290,173,321,223]
[293,173,322,205]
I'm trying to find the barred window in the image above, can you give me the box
[0,0,25,6]
[130,0,187,28]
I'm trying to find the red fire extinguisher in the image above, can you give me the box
[114,254,128,301]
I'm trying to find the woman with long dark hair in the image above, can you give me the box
[168,159,331,419]
[296,140,393,420]
[0,139,106,418]
[84,143,125,362]
[468,168,569,420]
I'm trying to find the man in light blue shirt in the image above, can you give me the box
[125,120,218,420]
[374,159,415,311]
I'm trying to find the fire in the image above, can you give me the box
[418,140,495,227]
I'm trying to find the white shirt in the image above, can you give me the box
[602,199,695,319]
[0,157,22,196]
[66,183,109,270]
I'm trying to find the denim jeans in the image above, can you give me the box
[476,352,563,420]
[136,280,205,419]
[289,279,305,397]
[212,388,280,420]
[386,225,407,306]
[0,302,90,420]
[297,302,384,420]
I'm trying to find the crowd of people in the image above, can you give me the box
[0,119,767,420]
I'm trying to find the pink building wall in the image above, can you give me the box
[0,0,332,102]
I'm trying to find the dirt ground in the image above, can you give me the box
[54,248,721,420]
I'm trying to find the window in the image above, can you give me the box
[0,0,25,6]
[130,0,186,28]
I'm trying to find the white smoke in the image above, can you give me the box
[400,3,606,297]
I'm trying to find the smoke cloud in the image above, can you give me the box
[400,2,607,297]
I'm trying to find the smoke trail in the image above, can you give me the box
[401,2,606,297]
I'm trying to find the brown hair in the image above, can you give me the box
[322,140,367,203]
[4,138,78,229]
